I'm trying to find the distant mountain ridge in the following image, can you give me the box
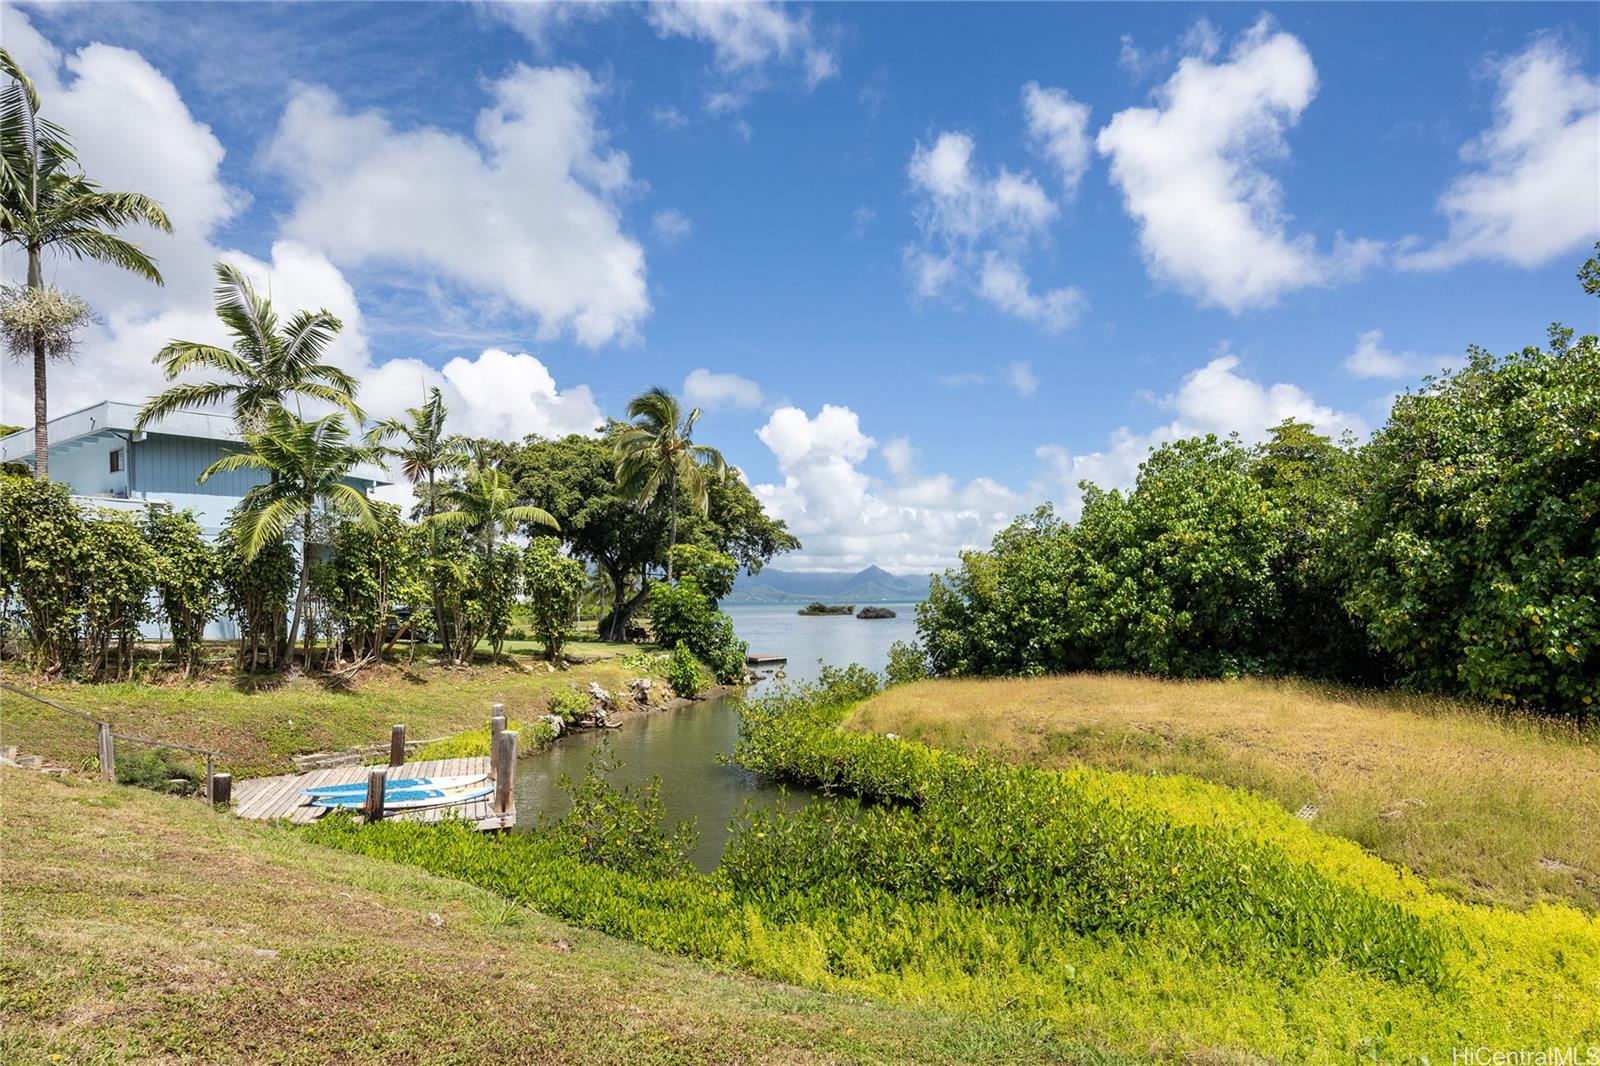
[726,564,929,604]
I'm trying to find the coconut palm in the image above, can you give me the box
[368,386,467,655]
[137,261,361,432]
[368,386,465,520]
[429,458,558,568]
[201,409,377,668]
[1,48,171,479]
[612,386,727,581]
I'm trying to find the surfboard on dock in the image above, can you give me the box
[302,773,487,797]
[309,782,496,811]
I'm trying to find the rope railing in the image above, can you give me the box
[1,681,229,801]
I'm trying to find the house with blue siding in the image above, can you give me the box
[0,399,390,534]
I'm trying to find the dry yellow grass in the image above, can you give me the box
[848,673,1600,911]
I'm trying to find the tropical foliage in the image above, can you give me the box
[612,386,728,581]
[1,48,170,479]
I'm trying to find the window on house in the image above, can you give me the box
[109,448,123,473]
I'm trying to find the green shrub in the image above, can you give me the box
[665,642,706,698]
[648,577,747,684]
[115,746,202,795]
[884,640,929,685]
[547,686,589,725]
[542,744,697,878]
[413,718,553,760]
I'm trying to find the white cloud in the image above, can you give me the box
[1399,38,1600,271]
[1097,19,1382,312]
[651,104,689,130]
[1004,360,1040,397]
[652,208,693,244]
[1035,351,1366,518]
[265,65,649,347]
[0,14,606,490]
[647,1,838,96]
[479,0,613,50]
[905,132,1085,332]
[753,404,1022,572]
[937,371,987,388]
[682,368,764,411]
[1023,82,1092,197]
[850,205,876,238]
[1342,329,1453,380]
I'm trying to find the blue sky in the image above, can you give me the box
[3,2,1597,571]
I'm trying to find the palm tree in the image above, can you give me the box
[612,386,727,581]
[429,458,557,568]
[368,386,466,654]
[201,409,377,668]
[137,262,361,432]
[368,387,465,519]
[1,48,171,479]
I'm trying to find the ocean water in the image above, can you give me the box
[723,602,922,685]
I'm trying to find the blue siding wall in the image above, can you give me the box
[131,435,264,498]
[51,436,126,497]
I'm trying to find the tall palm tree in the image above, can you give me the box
[368,386,466,655]
[1,48,171,479]
[201,409,377,668]
[429,459,557,568]
[137,261,361,432]
[612,386,727,581]
[368,386,464,520]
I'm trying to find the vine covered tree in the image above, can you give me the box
[1,48,171,478]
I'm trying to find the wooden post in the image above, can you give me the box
[390,724,406,767]
[97,722,115,782]
[489,709,506,779]
[205,754,216,802]
[210,772,232,807]
[365,768,387,823]
[493,730,517,815]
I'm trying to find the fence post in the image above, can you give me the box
[493,730,517,815]
[390,724,406,767]
[365,768,387,823]
[489,708,506,779]
[97,722,115,782]
[205,754,216,802]
[210,772,232,808]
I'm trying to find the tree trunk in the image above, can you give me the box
[666,476,678,581]
[27,247,47,481]
[284,511,311,671]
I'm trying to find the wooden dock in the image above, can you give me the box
[746,652,788,667]
[231,755,514,831]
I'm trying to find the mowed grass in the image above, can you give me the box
[0,653,650,779]
[0,770,1109,1065]
[848,674,1600,911]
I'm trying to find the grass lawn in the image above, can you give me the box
[0,769,1117,1065]
[0,651,660,779]
[847,673,1600,911]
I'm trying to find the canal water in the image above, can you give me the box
[513,602,921,871]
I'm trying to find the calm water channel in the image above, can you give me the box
[512,603,921,871]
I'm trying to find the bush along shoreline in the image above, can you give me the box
[308,668,1600,1060]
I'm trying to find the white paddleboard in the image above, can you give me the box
[311,782,496,811]
[303,773,487,797]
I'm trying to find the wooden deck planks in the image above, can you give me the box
[230,755,507,830]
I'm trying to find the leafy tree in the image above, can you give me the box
[648,576,747,683]
[1343,325,1599,711]
[79,510,157,681]
[524,537,585,662]
[144,507,219,676]
[1,49,170,479]
[612,387,727,581]
[0,474,85,671]
[369,387,465,519]
[202,410,377,668]
[667,544,737,603]
[311,503,421,665]
[430,459,556,568]
[138,262,361,431]
[215,516,297,672]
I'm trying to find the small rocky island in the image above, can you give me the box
[856,606,897,619]
[798,602,855,616]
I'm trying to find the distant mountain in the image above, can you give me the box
[725,564,929,604]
